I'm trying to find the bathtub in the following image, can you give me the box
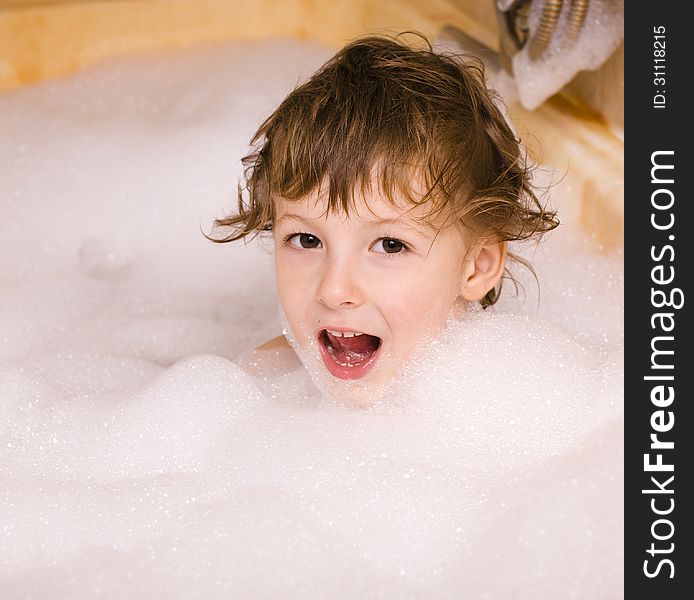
[0,2,623,598]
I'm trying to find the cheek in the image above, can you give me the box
[275,254,326,350]
[381,265,462,338]
[275,256,308,322]
[275,261,293,300]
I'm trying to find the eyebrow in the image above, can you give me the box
[274,213,435,239]
[274,213,309,227]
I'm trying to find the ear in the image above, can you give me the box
[458,241,507,302]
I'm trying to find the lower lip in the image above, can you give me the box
[317,333,381,381]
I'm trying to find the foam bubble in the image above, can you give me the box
[507,0,624,110]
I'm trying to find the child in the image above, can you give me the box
[211,33,558,402]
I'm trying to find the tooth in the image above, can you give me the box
[325,329,368,338]
[327,330,366,337]
[335,360,361,368]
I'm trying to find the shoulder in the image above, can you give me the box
[256,335,292,351]
[236,335,301,378]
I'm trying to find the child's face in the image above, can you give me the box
[273,187,477,390]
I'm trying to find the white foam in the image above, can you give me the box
[0,39,622,598]
[505,0,624,110]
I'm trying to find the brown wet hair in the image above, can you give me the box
[209,33,559,307]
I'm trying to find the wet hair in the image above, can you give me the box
[209,33,559,307]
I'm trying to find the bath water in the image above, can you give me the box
[0,38,623,598]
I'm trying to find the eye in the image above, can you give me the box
[373,237,408,254]
[286,232,322,249]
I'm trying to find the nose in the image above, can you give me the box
[316,254,364,309]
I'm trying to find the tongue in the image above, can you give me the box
[326,332,380,364]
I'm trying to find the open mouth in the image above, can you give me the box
[317,328,382,380]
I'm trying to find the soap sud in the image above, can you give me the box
[0,39,622,598]
[505,0,624,110]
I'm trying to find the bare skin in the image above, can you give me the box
[256,335,291,352]
[269,190,505,387]
[237,335,301,378]
[246,186,506,389]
